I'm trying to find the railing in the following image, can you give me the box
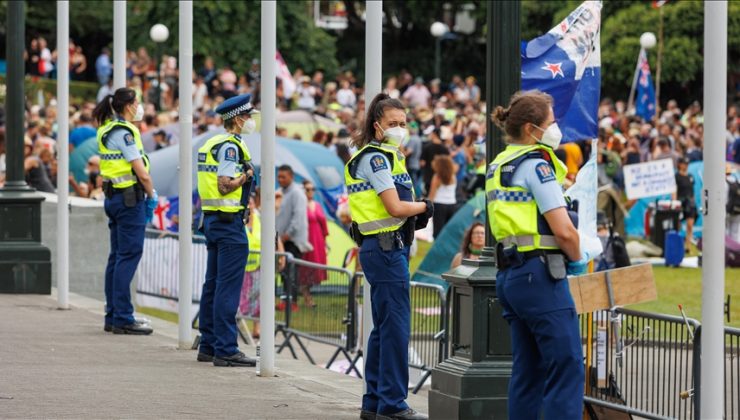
[581,308,700,420]
[724,327,740,420]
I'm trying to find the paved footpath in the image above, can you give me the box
[0,292,427,419]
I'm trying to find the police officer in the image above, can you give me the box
[487,90,586,419]
[196,94,258,367]
[93,87,156,335]
[346,94,432,420]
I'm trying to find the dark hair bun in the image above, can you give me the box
[491,105,509,128]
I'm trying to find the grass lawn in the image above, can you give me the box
[627,266,740,328]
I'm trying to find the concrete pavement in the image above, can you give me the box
[0,291,427,419]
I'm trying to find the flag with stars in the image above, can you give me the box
[521,0,602,142]
[635,49,656,121]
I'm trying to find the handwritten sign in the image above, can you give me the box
[623,159,676,200]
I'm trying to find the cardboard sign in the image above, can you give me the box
[623,159,677,200]
[568,263,657,314]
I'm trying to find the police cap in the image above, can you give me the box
[215,93,259,121]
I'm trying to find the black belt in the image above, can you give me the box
[496,244,563,270]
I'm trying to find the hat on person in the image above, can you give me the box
[453,134,465,147]
[414,76,424,84]
[677,156,689,165]
[215,93,259,121]
[416,107,433,123]
[337,128,350,139]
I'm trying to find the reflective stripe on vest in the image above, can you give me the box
[344,143,411,235]
[197,133,251,213]
[486,144,567,252]
[97,119,149,189]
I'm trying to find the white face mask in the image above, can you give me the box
[240,117,257,135]
[378,125,409,148]
[132,103,144,122]
[532,122,563,149]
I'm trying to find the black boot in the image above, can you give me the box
[213,351,256,367]
[111,321,153,335]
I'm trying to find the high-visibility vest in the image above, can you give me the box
[245,211,261,272]
[485,144,567,252]
[344,142,414,235]
[196,133,251,213]
[97,119,149,189]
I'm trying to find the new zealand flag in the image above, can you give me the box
[635,49,656,121]
[521,1,602,143]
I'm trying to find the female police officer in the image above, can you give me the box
[487,90,585,419]
[94,87,156,335]
[196,93,257,367]
[346,94,432,420]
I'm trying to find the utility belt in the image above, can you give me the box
[103,181,144,207]
[203,209,247,224]
[495,243,567,280]
[351,220,414,251]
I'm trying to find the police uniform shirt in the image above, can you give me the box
[106,128,142,162]
[355,152,395,194]
[216,141,240,178]
[510,156,566,214]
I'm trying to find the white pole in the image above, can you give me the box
[177,0,193,350]
[113,1,126,89]
[363,0,382,386]
[259,0,277,378]
[626,48,643,115]
[56,0,70,310]
[700,2,727,419]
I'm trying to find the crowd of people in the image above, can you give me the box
[4,38,740,251]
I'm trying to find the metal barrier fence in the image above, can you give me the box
[581,308,700,420]
[351,273,448,393]
[275,258,358,374]
[724,327,740,420]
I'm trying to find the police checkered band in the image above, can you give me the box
[486,190,534,202]
[197,164,243,173]
[220,103,255,120]
[100,152,124,160]
[347,173,412,195]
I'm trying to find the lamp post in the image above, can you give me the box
[627,32,656,114]
[430,22,448,81]
[149,23,169,111]
[429,2,519,418]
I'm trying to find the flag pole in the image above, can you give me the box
[56,0,70,310]
[626,48,643,115]
[700,1,727,418]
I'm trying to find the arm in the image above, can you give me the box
[543,207,581,262]
[379,189,426,218]
[217,174,247,196]
[451,253,463,269]
[130,159,154,197]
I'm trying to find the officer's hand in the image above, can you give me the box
[145,190,158,224]
[424,199,434,219]
[566,260,588,276]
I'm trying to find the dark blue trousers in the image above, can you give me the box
[104,193,145,327]
[496,256,584,420]
[359,237,411,416]
[199,214,248,357]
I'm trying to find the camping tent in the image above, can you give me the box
[411,191,486,288]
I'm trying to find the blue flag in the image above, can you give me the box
[635,49,656,121]
[521,1,602,143]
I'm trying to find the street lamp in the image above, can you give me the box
[627,32,656,113]
[430,21,449,81]
[149,23,169,111]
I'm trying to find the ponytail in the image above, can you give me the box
[92,87,136,126]
[350,93,405,149]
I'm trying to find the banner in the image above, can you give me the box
[522,0,602,142]
[276,51,296,99]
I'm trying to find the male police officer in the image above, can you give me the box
[196,94,258,367]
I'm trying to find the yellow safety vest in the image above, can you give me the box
[486,144,567,252]
[97,119,150,189]
[245,211,261,272]
[344,142,414,235]
[196,133,251,213]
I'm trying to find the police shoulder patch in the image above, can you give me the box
[369,155,389,173]
[224,146,238,162]
[123,133,135,146]
[535,162,556,183]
